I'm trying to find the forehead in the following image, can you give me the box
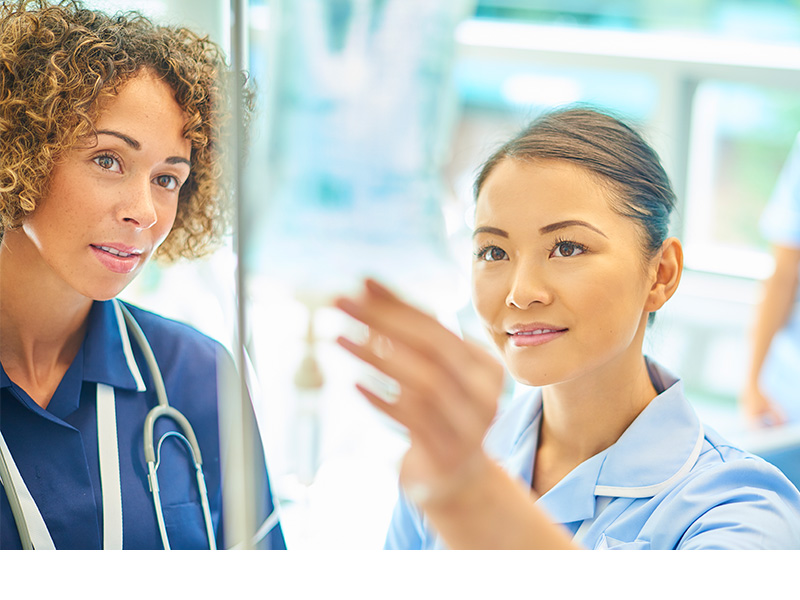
[91,73,190,149]
[475,158,619,225]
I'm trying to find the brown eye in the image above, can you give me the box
[552,241,585,258]
[154,174,179,190]
[477,245,508,262]
[94,154,120,171]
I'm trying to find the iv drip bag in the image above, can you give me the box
[249,0,475,305]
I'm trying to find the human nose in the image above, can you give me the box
[505,258,552,309]
[119,177,158,230]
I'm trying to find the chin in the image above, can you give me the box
[505,362,554,388]
[504,352,580,388]
[78,278,134,302]
[91,291,123,302]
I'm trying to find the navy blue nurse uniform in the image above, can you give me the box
[0,300,286,550]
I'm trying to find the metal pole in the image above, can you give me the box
[220,0,257,550]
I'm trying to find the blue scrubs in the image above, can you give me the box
[385,359,800,549]
[0,300,286,550]
[759,133,800,423]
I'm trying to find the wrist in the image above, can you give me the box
[402,451,496,511]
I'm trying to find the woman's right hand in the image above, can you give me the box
[334,279,506,508]
[741,383,787,428]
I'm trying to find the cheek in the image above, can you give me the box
[471,267,507,328]
[23,194,81,250]
[154,201,180,244]
[572,266,650,338]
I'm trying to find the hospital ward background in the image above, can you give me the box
[91,0,800,550]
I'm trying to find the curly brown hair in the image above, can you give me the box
[0,0,240,260]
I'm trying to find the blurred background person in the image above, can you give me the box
[742,133,800,427]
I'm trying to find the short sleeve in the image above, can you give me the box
[672,459,800,550]
[384,486,427,549]
[760,133,800,248]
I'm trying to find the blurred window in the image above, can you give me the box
[475,0,800,45]
[451,1,800,280]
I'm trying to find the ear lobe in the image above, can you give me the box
[646,237,683,313]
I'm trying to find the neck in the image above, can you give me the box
[534,326,657,492]
[0,230,93,407]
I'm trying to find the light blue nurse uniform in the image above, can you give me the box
[759,132,800,423]
[384,359,800,549]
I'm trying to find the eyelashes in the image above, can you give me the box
[550,237,587,258]
[92,152,183,191]
[474,244,507,262]
[474,237,588,262]
[93,152,122,173]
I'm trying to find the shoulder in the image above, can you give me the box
[694,435,798,500]
[659,428,800,548]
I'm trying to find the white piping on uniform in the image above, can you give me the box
[594,424,705,499]
[112,299,146,392]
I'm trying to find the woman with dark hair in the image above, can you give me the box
[0,0,284,549]
[335,107,800,549]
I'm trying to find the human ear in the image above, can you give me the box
[645,237,683,313]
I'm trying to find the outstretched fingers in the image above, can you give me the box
[334,280,502,410]
[336,333,490,444]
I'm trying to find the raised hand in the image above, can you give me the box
[334,279,505,506]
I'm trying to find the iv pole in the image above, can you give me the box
[220,0,258,550]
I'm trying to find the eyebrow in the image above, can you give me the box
[472,226,508,238]
[96,129,191,167]
[539,220,608,238]
[472,220,608,239]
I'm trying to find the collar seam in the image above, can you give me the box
[594,423,706,499]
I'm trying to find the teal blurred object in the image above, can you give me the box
[249,0,475,306]
[759,446,800,492]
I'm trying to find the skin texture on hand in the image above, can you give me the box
[335,279,504,501]
[334,279,577,549]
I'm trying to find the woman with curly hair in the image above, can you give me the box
[0,0,285,549]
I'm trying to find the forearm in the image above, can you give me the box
[746,247,800,386]
[418,453,579,550]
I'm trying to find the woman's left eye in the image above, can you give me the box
[551,241,586,258]
[154,175,180,190]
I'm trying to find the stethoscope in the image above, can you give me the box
[121,300,217,550]
[0,299,277,549]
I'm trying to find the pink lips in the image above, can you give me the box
[507,323,568,347]
[90,243,143,274]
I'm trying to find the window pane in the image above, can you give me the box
[475,0,800,46]
[683,82,800,277]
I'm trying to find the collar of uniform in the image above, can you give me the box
[593,360,704,498]
[82,300,146,392]
[495,358,703,526]
[0,362,11,389]
[488,385,605,525]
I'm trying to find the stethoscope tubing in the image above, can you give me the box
[1,300,277,550]
[119,302,217,550]
[0,443,33,550]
